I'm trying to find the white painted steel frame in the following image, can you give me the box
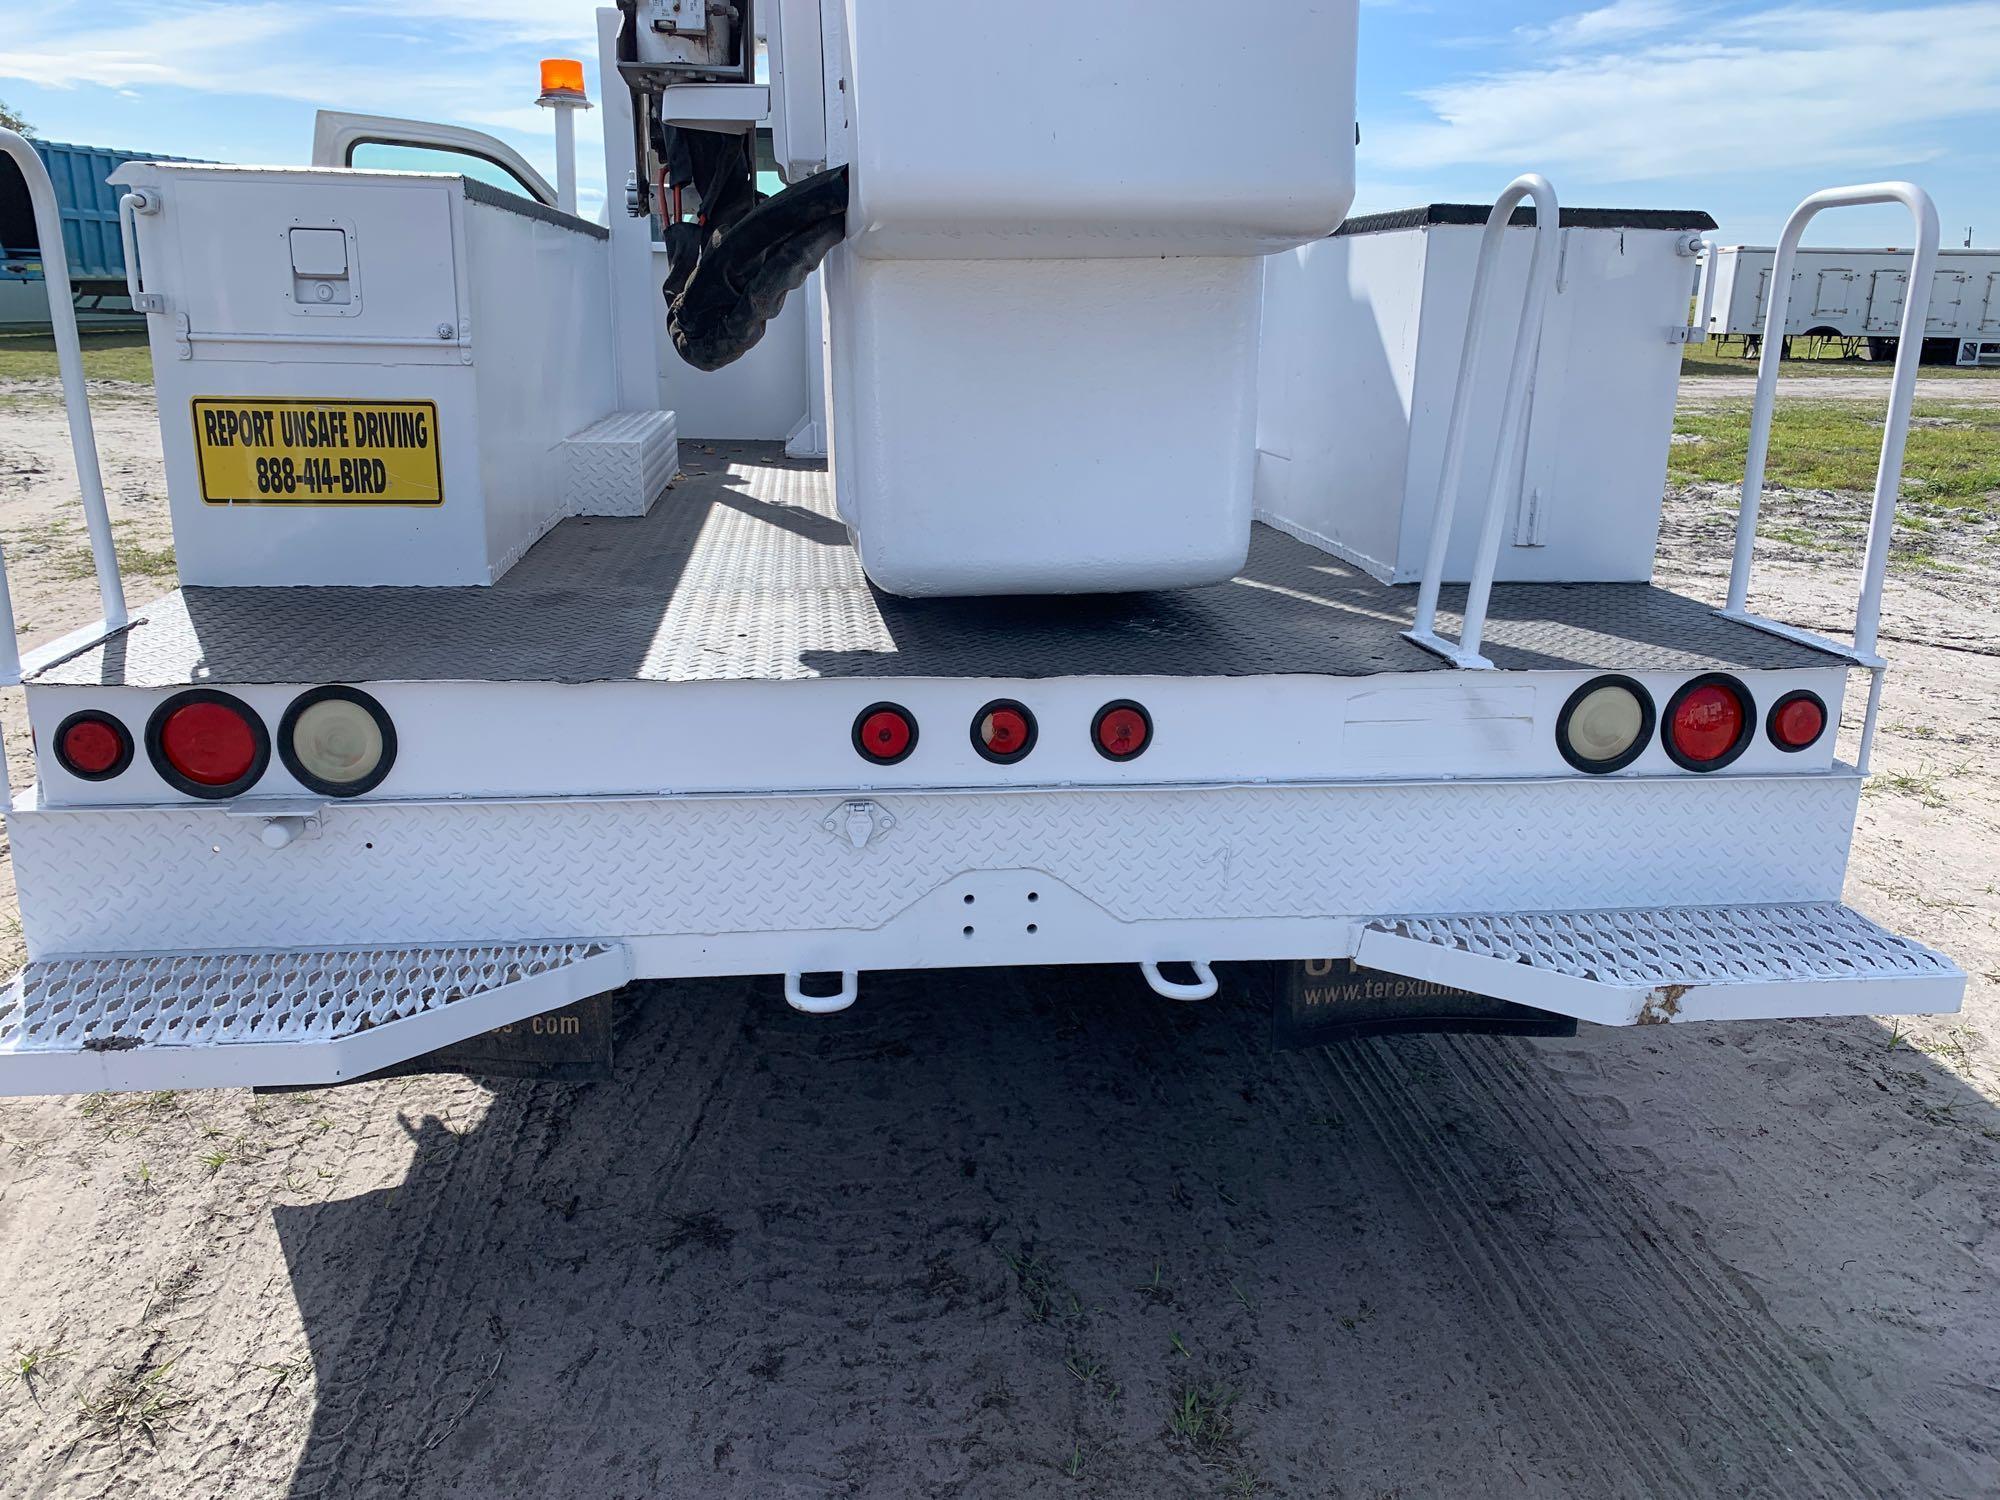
[8,771,1867,966]
[1723,182,1941,773]
[21,666,1855,809]
[1408,175,1561,668]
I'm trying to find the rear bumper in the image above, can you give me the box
[0,771,1963,1094]
[9,772,1868,961]
[0,902,1961,1097]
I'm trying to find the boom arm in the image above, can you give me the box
[613,0,846,370]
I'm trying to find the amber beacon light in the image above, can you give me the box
[538,58,589,103]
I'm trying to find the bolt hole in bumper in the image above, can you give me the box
[0,776,1963,1094]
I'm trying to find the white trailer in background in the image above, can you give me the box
[1698,243,2000,366]
[0,1,1968,1098]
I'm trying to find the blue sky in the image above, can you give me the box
[2,0,1995,246]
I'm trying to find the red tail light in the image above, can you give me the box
[146,690,270,798]
[1768,690,1828,752]
[1663,675,1753,772]
[1092,700,1152,762]
[852,703,918,765]
[971,700,1037,764]
[54,710,133,781]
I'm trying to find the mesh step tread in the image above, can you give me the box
[1367,903,1959,988]
[0,942,617,1055]
[1359,902,1964,1026]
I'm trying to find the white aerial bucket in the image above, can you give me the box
[821,0,1359,597]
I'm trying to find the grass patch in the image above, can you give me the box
[1681,337,2000,380]
[1867,767,1950,808]
[12,1342,73,1396]
[1003,1245,1085,1328]
[0,329,153,385]
[1668,401,2000,508]
[116,538,177,579]
[77,1361,186,1443]
[77,1090,184,1140]
[1165,1378,1240,1456]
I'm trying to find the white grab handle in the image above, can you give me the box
[784,970,859,1015]
[1407,173,1562,670]
[1726,181,1940,663]
[118,188,159,310]
[1141,962,1218,1003]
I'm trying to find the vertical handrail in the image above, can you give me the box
[0,129,128,654]
[1407,174,1561,670]
[1725,182,1939,660]
[1721,182,1938,776]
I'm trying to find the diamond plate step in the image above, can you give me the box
[1356,903,1965,1027]
[0,941,632,1096]
[562,409,678,519]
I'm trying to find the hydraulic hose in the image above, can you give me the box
[665,165,848,371]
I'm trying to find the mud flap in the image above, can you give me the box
[1274,959,1576,1047]
[1353,903,1965,1028]
[271,992,618,1090]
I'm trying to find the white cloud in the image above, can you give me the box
[0,1,614,206]
[1520,0,1685,47]
[1375,2,2000,182]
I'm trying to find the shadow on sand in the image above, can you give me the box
[272,967,1998,1499]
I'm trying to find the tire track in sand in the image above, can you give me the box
[1301,1038,1713,1499]
[1436,1033,1921,1494]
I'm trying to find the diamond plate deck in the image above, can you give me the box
[29,442,1837,688]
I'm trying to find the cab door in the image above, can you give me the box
[310,111,556,207]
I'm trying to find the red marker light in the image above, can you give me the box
[54,711,132,780]
[1664,676,1752,772]
[971,700,1037,764]
[1769,691,1828,752]
[853,703,918,765]
[1092,701,1152,762]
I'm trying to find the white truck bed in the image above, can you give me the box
[0,444,1962,1094]
[31,443,1832,689]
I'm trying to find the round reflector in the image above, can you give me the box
[1556,676,1653,775]
[146,690,269,799]
[279,685,397,796]
[1663,674,1754,772]
[1767,690,1828,753]
[853,703,918,765]
[971,700,1037,764]
[1092,700,1153,762]
[53,710,133,781]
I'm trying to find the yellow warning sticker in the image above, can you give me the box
[192,398,442,506]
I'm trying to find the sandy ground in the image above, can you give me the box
[0,376,1996,1499]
